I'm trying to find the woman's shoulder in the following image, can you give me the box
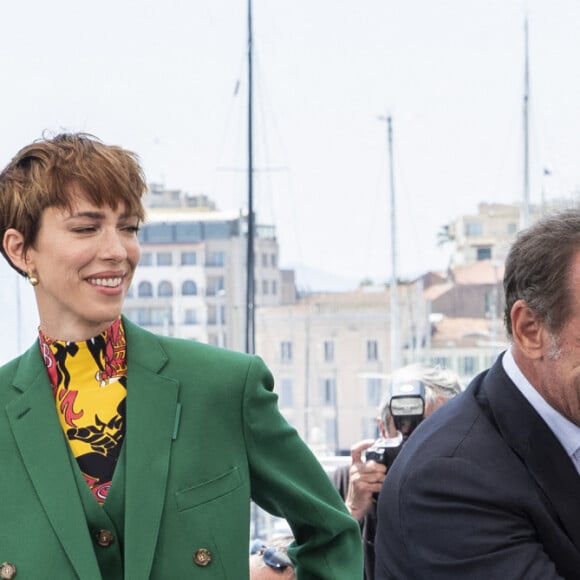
[0,342,43,397]
[124,317,258,368]
[0,342,40,373]
[0,355,21,376]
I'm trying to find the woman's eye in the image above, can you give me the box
[122,225,140,234]
[73,226,97,233]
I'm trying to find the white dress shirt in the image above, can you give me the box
[502,347,580,475]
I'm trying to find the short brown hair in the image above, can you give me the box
[503,208,580,338]
[0,132,147,275]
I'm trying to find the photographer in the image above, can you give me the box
[332,363,462,579]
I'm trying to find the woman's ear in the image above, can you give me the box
[3,228,29,274]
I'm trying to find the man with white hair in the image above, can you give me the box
[333,363,462,580]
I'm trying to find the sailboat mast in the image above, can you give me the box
[522,13,530,229]
[379,114,400,371]
[387,116,400,371]
[245,0,255,354]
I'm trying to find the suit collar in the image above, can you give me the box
[122,316,169,374]
[11,340,43,393]
[481,355,580,546]
[121,319,180,580]
[7,347,103,580]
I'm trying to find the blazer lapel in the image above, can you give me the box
[6,344,103,580]
[483,358,580,548]
[123,320,179,580]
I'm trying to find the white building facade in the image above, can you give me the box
[123,198,294,352]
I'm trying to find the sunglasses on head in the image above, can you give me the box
[250,539,293,572]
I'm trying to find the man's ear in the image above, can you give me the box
[3,228,29,274]
[511,299,545,359]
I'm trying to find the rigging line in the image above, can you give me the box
[364,133,389,285]
[209,48,248,210]
[393,131,434,276]
[243,30,303,274]
[251,44,293,233]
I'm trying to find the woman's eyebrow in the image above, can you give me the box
[65,211,106,221]
[65,211,139,221]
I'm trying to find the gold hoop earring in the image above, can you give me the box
[28,272,39,286]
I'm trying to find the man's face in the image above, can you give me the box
[534,251,580,426]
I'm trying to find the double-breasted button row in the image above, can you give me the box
[0,562,16,579]
[95,529,115,547]
[193,548,212,567]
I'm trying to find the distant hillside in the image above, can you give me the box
[288,263,369,293]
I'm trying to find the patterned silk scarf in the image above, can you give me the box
[39,317,127,504]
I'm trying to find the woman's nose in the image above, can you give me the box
[100,229,128,261]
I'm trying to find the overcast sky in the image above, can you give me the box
[2,0,580,359]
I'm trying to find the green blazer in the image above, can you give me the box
[0,318,362,579]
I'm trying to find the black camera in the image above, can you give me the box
[365,432,404,468]
[365,378,426,468]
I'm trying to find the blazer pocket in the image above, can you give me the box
[175,466,243,512]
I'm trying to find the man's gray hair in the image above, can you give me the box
[378,363,463,426]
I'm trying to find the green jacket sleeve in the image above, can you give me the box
[242,355,364,579]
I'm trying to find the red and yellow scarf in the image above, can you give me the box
[39,317,127,504]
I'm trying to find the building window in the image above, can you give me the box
[141,223,174,243]
[324,417,338,452]
[485,290,498,318]
[461,356,477,377]
[181,251,197,266]
[367,377,382,407]
[476,247,492,260]
[207,304,226,325]
[151,307,172,326]
[158,281,173,297]
[175,222,202,243]
[278,378,294,407]
[217,305,226,325]
[319,378,337,406]
[361,417,380,440]
[184,309,198,325]
[367,340,378,362]
[157,252,173,266]
[262,253,268,268]
[271,280,278,295]
[206,251,225,267]
[432,356,450,369]
[206,277,225,296]
[182,280,198,296]
[465,222,482,236]
[281,341,293,363]
[262,280,269,295]
[139,252,153,266]
[138,281,153,298]
[507,222,517,234]
[271,254,277,268]
[323,341,335,363]
[134,308,149,326]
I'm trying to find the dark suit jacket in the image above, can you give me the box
[374,354,580,580]
[0,317,363,579]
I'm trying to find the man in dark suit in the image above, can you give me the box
[374,209,580,580]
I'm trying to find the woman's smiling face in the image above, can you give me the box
[23,185,141,341]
